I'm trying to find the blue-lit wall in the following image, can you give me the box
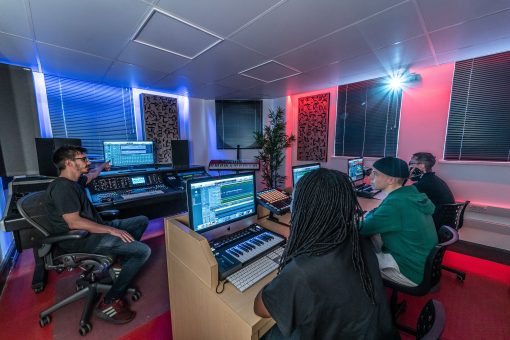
[0,177,14,262]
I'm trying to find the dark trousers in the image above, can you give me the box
[84,216,151,301]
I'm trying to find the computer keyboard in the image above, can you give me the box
[227,246,284,292]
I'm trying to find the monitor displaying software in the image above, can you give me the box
[292,163,321,187]
[187,173,256,234]
[103,141,155,167]
[347,158,364,182]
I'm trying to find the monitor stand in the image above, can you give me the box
[267,211,290,227]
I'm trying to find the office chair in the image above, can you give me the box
[17,191,140,336]
[435,201,470,281]
[383,225,457,335]
[416,299,446,340]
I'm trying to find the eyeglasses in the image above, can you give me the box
[73,157,89,162]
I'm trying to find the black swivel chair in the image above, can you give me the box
[416,299,446,340]
[435,201,470,281]
[383,225,457,335]
[17,191,140,336]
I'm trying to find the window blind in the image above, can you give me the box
[215,100,262,149]
[445,51,510,161]
[45,75,137,159]
[335,78,401,157]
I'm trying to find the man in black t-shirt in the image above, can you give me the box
[45,145,150,324]
[253,169,398,340]
[409,152,455,228]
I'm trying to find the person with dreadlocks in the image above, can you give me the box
[254,168,397,340]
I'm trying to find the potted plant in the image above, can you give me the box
[254,106,295,189]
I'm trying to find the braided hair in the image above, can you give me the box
[280,168,375,302]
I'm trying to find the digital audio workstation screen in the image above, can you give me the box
[348,158,364,182]
[103,141,154,167]
[188,174,256,233]
[292,163,320,187]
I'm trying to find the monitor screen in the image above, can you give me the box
[187,173,257,234]
[292,163,321,187]
[103,141,155,167]
[348,158,364,182]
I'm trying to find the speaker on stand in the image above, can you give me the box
[171,140,190,168]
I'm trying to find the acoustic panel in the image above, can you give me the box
[142,94,179,163]
[297,93,329,162]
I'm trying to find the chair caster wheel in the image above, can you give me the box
[39,315,51,327]
[79,323,92,336]
[131,291,141,301]
[33,286,44,294]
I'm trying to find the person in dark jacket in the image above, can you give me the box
[409,152,455,228]
[359,157,437,286]
[254,168,398,340]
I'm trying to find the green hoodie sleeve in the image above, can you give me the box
[359,198,402,236]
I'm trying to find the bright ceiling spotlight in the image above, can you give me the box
[388,74,405,91]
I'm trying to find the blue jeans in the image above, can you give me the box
[79,216,151,301]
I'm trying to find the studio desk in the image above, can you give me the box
[164,197,381,340]
[88,165,208,219]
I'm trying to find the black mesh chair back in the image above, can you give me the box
[16,190,52,237]
[435,201,470,231]
[436,202,469,281]
[416,299,446,340]
[384,226,457,335]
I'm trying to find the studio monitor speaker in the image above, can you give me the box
[35,138,82,177]
[171,140,189,167]
[0,63,39,177]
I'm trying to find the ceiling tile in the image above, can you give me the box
[0,1,32,38]
[357,1,424,50]
[216,74,263,90]
[29,0,150,59]
[135,10,221,58]
[152,74,205,96]
[173,40,268,83]
[373,35,433,71]
[416,0,510,32]
[156,0,282,36]
[275,26,372,72]
[430,9,510,54]
[37,43,113,82]
[117,41,190,73]
[436,35,510,64]
[240,61,300,82]
[103,61,168,88]
[230,0,403,57]
[0,33,38,68]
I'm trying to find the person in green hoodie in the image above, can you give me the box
[359,157,438,286]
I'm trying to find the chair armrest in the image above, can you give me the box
[99,209,120,220]
[42,230,89,244]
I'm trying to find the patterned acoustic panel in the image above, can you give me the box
[142,94,179,163]
[297,93,330,161]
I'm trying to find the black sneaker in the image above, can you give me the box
[94,299,135,324]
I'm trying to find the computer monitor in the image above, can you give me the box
[103,141,155,167]
[187,173,257,234]
[347,158,364,182]
[292,163,321,187]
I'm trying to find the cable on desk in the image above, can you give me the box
[216,279,226,294]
